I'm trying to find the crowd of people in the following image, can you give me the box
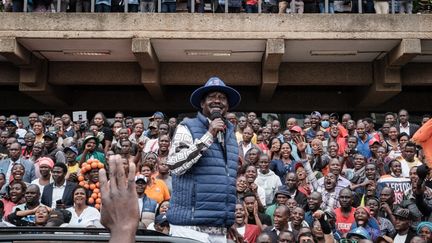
[0,0,421,14]
[0,106,432,243]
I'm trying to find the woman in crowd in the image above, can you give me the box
[1,181,26,218]
[417,222,432,243]
[67,186,101,227]
[30,142,44,164]
[140,162,170,204]
[34,205,50,226]
[236,175,249,201]
[91,112,113,154]
[365,197,395,237]
[268,137,282,161]
[31,157,54,195]
[384,126,399,154]
[270,142,296,182]
[349,206,381,241]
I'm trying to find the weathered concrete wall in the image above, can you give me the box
[0,13,432,39]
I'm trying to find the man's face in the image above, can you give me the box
[242,127,253,143]
[252,119,261,132]
[0,116,6,127]
[356,123,365,137]
[28,113,39,125]
[44,138,55,150]
[365,164,377,179]
[259,156,270,173]
[330,125,339,138]
[135,180,146,195]
[403,146,416,161]
[247,112,256,124]
[121,140,131,154]
[247,149,259,163]
[394,216,410,232]
[200,91,228,118]
[409,167,419,185]
[158,135,170,152]
[276,194,289,205]
[381,123,390,135]
[9,143,21,160]
[399,110,409,124]
[158,124,169,136]
[324,173,337,191]
[291,207,304,227]
[52,166,65,184]
[380,187,393,204]
[310,115,320,129]
[262,128,271,141]
[347,137,357,149]
[273,207,289,230]
[285,173,298,190]
[243,196,256,213]
[347,120,356,130]
[271,120,280,134]
[0,131,8,145]
[328,159,341,175]
[25,186,40,204]
[339,189,352,208]
[226,113,237,126]
[286,118,296,130]
[125,119,134,129]
[303,118,311,129]
[132,124,143,137]
[238,116,247,129]
[6,123,17,134]
[354,154,366,170]
[61,114,71,126]
[114,113,124,123]
[24,134,35,147]
[307,192,322,211]
[385,114,396,125]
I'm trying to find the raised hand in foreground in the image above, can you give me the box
[99,155,139,243]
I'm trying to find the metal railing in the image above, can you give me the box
[17,0,406,14]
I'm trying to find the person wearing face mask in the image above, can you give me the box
[304,111,329,143]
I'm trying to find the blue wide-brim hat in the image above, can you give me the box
[190,77,241,110]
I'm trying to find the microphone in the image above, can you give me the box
[210,111,225,145]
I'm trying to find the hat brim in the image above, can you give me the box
[5,121,17,127]
[81,136,100,150]
[190,85,241,110]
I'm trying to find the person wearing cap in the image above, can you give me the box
[31,157,54,195]
[346,226,372,241]
[43,132,66,164]
[143,121,161,153]
[167,77,241,242]
[76,135,106,165]
[135,174,158,229]
[64,146,80,182]
[393,207,417,243]
[265,187,291,224]
[0,142,36,184]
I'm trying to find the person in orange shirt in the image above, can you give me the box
[413,118,432,168]
[140,162,170,204]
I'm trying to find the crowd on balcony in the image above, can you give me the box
[0,107,431,243]
[0,0,424,14]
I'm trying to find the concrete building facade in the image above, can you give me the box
[1,13,432,114]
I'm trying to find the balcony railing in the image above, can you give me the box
[9,0,431,14]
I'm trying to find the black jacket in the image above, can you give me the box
[41,181,76,208]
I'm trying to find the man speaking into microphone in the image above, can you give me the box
[167,77,241,243]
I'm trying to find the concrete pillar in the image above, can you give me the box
[132,38,164,101]
[19,57,69,107]
[260,39,284,102]
[356,39,421,108]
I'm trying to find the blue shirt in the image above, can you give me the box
[356,135,372,158]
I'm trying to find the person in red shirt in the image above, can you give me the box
[335,187,356,234]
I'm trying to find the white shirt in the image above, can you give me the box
[31,177,54,196]
[399,122,410,136]
[67,206,102,227]
[51,181,66,209]
[394,233,408,243]
[241,142,252,158]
